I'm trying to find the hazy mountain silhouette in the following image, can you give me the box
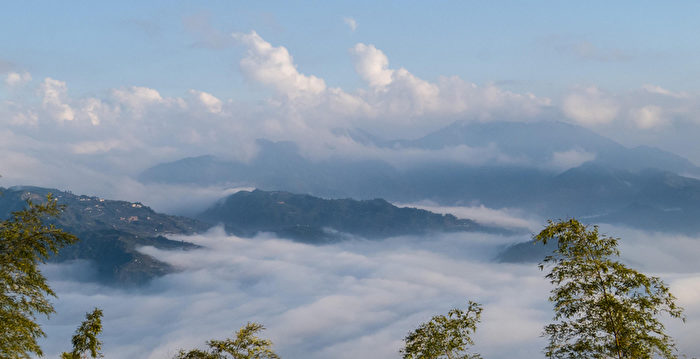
[139,120,700,235]
[196,189,507,242]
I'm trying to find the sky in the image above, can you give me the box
[3,3,700,357]
[3,1,700,97]
[2,1,700,197]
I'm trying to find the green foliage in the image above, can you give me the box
[0,194,78,358]
[401,301,483,359]
[61,308,104,359]
[174,322,280,359]
[536,219,684,359]
[173,348,220,359]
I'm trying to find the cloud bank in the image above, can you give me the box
[38,229,549,359]
[36,225,700,359]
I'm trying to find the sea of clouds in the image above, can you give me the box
[37,220,700,359]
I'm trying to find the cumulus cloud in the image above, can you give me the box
[112,86,168,114]
[228,32,550,138]
[0,77,261,200]
[39,78,75,122]
[351,43,394,89]
[7,108,39,126]
[343,17,358,32]
[232,31,327,98]
[5,71,32,86]
[562,86,618,126]
[560,83,700,136]
[80,97,108,126]
[189,89,223,114]
[348,43,551,125]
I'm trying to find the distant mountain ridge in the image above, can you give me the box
[389,121,700,175]
[139,120,700,235]
[140,121,700,193]
[196,189,504,242]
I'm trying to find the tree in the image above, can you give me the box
[401,301,483,359]
[61,308,104,359]
[0,193,78,358]
[174,322,280,359]
[535,219,684,359]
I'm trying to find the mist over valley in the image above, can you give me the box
[2,3,700,358]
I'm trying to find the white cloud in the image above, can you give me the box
[35,226,700,359]
[229,32,550,137]
[351,43,394,89]
[39,78,75,122]
[9,109,38,126]
[5,71,32,86]
[189,90,223,114]
[632,105,666,129]
[343,17,357,32]
[232,31,327,98]
[80,97,108,126]
[346,42,551,133]
[5,30,700,194]
[38,229,552,359]
[641,84,688,99]
[562,86,618,126]
[112,86,165,111]
[398,202,537,231]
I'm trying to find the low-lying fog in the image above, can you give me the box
[39,224,700,358]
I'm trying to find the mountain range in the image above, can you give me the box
[1,186,503,285]
[197,189,505,242]
[139,120,700,235]
[6,120,699,283]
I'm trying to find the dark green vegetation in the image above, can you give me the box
[197,189,499,242]
[0,186,209,285]
[401,301,483,359]
[536,219,684,359]
[0,194,78,358]
[61,308,104,359]
[174,322,279,359]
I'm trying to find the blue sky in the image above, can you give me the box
[3,1,699,98]
[5,5,700,358]
[2,1,700,195]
